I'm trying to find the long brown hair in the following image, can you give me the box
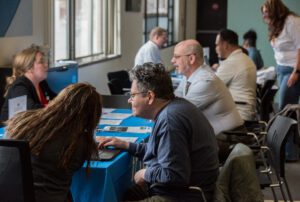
[262,0,294,40]
[5,45,46,96]
[6,83,102,169]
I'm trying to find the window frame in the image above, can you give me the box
[144,0,175,47]
[51,0,121,65]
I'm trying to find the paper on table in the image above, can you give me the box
[99,119,122,125]
[103,126,152,133]
[101,113,132,120]
[8,95,27,119]
[96,136,138,143]
[102,108,115,114]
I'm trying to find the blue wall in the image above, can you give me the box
[228,0,300,67]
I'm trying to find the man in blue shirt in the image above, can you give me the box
[99,63,219,202]
[243,29,264,70]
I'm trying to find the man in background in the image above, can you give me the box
[243,29,264,70]
[215,29,257,121]
[134,27,168,66]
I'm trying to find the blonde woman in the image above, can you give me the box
[0,45,56,121]
[6,83,102,202]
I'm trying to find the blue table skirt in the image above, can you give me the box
[71,109,153,202]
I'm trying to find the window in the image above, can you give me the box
[53,0,120,63]
[144,0,175,45]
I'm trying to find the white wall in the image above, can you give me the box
[0,0,46,65]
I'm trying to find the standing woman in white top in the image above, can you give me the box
[261,0,300,110]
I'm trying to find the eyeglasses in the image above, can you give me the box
[173,53,195,59]
[129,92,148,100]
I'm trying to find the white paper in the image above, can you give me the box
[99,119,122,125]
[96,136,138,143]
[103,126,152,134]
[8,95,27,119]
[102,108,115,114]
[101,113,132,120]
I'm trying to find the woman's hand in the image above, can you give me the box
[96,137,129,150]
[287,71,299,87]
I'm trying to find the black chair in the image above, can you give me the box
[256,79,277,122]
[0,139,35,202]
[0,67,12,110]
[107,70,131,95]
[257,115,297,202]
[101,94,131,109]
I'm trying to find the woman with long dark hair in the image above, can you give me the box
[5,83,102,202]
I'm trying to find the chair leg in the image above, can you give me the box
[278,180,288,202]
[283,177,293,202]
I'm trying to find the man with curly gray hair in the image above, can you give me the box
[99,63,219,202]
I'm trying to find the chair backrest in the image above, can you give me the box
[256,80,277,122]
[107,70,131,95]
[101,94,131,109]
[260,79,276,98]
[0,67,12,110]
[266,115,297,177]
[108,78,125,95]
[214,143,263,202]
[0,139,35,202]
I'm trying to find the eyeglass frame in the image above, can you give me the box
[129,91,148,100]
[172,53,196,59]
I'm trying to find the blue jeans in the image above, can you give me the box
[276,65,300,160]
[276,65,300,110]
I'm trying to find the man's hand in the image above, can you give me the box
[134,169,146,185]
[96,137,129,150]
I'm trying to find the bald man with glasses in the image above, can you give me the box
[172,39,244,136]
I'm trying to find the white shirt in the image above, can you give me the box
[174,65,244,135]
[271,15,300,67]
[134,40,162,66]
[216,49,257,121]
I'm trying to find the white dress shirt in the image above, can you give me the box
[216,49,257,121]
[134,40,162,66]
[174,65,244,135]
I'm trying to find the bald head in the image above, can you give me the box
[172,39,205,78]
[175,39,204,64]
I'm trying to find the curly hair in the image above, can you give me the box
[6,83,101,170]
[5,44,47,96]
[262,0,295,40]
[130,63,175,100]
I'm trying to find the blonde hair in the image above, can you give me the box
[6,83,102,169]
[149,27,167,40]
[5,45,46,96]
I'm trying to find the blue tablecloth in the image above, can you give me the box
[0,127,4,138]
[71,109,153,202]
